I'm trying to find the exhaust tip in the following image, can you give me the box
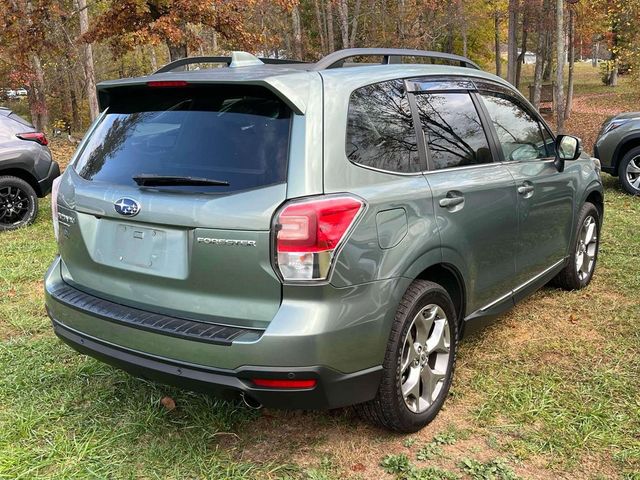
[240,392,263,410]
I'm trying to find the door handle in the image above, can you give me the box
[517,184,535,195]
[439,195,465,208]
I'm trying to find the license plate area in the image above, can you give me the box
[116,224,164,268]
[91,219,189,279]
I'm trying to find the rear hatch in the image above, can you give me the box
[58,84,291,329]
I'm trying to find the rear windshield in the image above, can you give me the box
[74,85,292,193]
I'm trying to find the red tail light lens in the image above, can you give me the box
[274,195,364,281]
[16,132,48,146]
[147,80,189,88]
[252,378,317,389]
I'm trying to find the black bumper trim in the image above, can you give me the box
[49,283,261,345]
[37,161,60,197]
[50,317,383,409]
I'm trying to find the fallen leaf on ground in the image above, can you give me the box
[160,396,176,411]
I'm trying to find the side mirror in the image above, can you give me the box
[554,135,582,172]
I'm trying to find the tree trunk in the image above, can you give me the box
[515,14,528,88]
[398,0,406,43]
[532,29,545,110]
[167,42,188,62]
[462,23,468,57]
[338,0,349,49]
[608,64,618,86]
[74,0,99,121]
[292,5,303,59]
[149,46,158,71]
[326,0,335,52]
[28,54,49,131]
[507,0,519,85]
[554,0,565,132]
[564,7,575,119]
[494,12,502,76]
[349,0,361,48]
[313,0,327,54]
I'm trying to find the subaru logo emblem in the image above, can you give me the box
[114,198,141,217]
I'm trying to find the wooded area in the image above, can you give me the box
[1,0,638,135]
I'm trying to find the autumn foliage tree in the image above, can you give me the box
[85,0,258,61]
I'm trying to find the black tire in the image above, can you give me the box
[618,146,640,196]
[552,202,601,290]
[0,176,38,231]
[356,280,458,433]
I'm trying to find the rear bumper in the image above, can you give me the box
[45,256,408,409]
[50,317,382,409]
[37,160,60,196]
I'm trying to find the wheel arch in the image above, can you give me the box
[613,133,640,175]
[413,263,466,333]
[0,167,42,196]
[584,188,604,221]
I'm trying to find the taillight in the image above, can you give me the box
[273,195,364,281]
[51,176,61,241]
[16,132,48,146]
[146,80,189,88]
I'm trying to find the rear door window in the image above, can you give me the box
[414,93,492,170]
[74,85,292,193]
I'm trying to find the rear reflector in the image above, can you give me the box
[16,132,48,146]
[252,378,317,389]
[147,80,189,88]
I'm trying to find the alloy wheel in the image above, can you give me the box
[625,155,640,192]
[0,185,30,226]
[575,215,598,281]
[400,304,451,414]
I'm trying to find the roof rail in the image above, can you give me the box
[154,54,307,74]
[311,48,480,71]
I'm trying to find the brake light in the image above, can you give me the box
[147,80,189,88]
[274,195,364,281]
[16,132,48,146]
[51,176,61,241]
[252,378,317,389]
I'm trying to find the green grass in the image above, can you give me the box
[1,68,639,478]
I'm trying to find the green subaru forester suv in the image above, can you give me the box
[45,49,604,432]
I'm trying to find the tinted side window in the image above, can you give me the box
[415,93,492,170]
[346,80,421,173]
[480,93,548,161]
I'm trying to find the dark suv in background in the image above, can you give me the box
[0,107,59,230]
[595,113,640,195]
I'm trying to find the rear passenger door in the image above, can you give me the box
[477,89,575,292]
[408,79,518,315]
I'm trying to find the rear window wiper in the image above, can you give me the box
[132,174,230,187]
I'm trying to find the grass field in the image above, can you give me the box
[1,64,638,479]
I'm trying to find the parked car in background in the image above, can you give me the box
[595,113,640,195]
[0,107,60,230]
[16,88,28,97]
[45,49,603,432]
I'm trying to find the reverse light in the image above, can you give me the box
[252,378,317,389]
[273,195,364,281]
[146,80,189,88]
[16,132,48,146]
[51,176,61,241]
